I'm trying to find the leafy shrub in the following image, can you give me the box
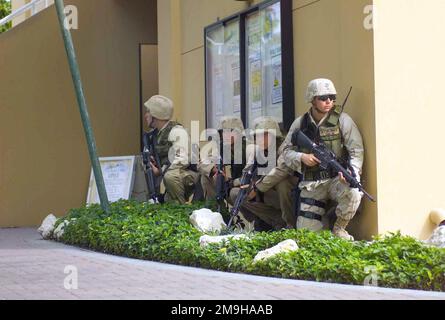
[0,0,12,34]
[57,200,445,292]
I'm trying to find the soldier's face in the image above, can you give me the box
[144,111,154,128]
[313,95,335,114]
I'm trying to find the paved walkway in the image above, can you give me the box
[0,228,444,300]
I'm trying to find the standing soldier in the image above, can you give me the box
[198,116,247,203]
[144,95,199,204]
[229,116,297,230]
[280,79,364,240]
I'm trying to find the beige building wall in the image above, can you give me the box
[11,0,55,27]
[292,0,376,239]
[373,0,444,240]
[158,0,377,239]
[0,0,157,227]
[141,44,159,132]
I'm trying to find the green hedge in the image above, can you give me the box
[56,200,445,292]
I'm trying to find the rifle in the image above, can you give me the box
[227,159,259,228]
[142,130,162,204]
[291,130,376,202]
[215,129,227,212]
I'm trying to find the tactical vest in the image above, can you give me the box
[299,105,346,181]
[155,121,181,168]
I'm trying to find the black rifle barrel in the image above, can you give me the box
[142,130,160,203]
[227,161,258,228]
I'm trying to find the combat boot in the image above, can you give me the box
[333,217,354,241]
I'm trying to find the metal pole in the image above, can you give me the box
[54,0,111,213]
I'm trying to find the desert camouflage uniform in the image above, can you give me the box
[229,116,297,230]
[144,95,199,204]
[198,117,246,201]
[280,79,364,240]
[155,121,200,204]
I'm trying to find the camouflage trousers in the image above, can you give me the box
[229,188,285,230]
[297,177,362,231]
[229,176,298,230]
[201,174,217,201]
[163,168,200,204]
[201,174,241,201]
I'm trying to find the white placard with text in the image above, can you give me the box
[86,156,136,205]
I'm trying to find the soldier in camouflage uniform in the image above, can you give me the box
[144,95,199,204]
[229,116,297,230]
[279,79,364,240]
[198,116,247,201]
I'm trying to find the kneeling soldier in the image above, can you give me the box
[198,116,247,204]
[144,95,199,204]
[280,79,364,240]
[229,116,297,230]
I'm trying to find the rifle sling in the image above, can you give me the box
[299,211,323,222]
[300,198,327,209]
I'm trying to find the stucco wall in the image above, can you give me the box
[0,0,157,227]
[291,0,377,239]
[373,0,444,239]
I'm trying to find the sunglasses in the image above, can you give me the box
[316,95,337,102]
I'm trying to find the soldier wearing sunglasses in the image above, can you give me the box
[278,79,365,240]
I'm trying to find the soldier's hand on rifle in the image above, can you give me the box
[301,153,321,167]
[240,184,256,201]
[150,156,161,177]
[338,171,350,186]
[247,189,256,201]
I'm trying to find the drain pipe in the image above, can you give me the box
[54,0,110,214]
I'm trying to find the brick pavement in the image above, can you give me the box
[0,228,444,300]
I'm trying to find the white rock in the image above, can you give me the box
[190,208,226,234]
[199,234,248,247]
[38,214,57,239]
[253,239,299,262]
[53,218,76,240]
[426,226,445,249]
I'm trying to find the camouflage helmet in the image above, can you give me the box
[305,78,337,103]
[144,95,174,120]
[252,116,282,138]
[217,116,244,133]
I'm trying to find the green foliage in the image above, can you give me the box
[0,0,12,34]
[58,200,445,292]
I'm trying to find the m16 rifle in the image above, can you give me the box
[227,159,259,228]
[142,130,162,204]
[291,130,376,202]
[215,129,228,212]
